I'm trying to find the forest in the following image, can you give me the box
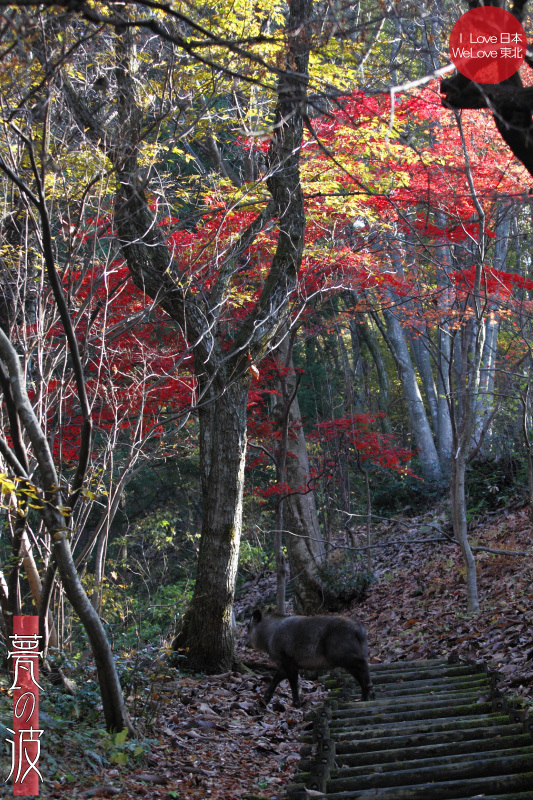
[0,0,532,798]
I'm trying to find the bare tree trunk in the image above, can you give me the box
[434,222,454,472]
[274,508,288,615]
[91,528,108,613]
[447,112,489,615]
[449,325,483,616]
[473,205,512,451]
[450,450,479,613]
[520,383,533,520]
[410,335,439,433]
[274,327,326,615]
[21,534,58,648]
[381,306,441,482]
[355,316,391,432]
[436,324,453,469]
[178,378,248,671]
[0,328,134,734]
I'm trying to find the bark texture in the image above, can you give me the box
[180,378,248,671]
[274,327,325,615]
[383,306,441,483]
[473,206,511,451]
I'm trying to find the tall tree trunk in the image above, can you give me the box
[381,306,441,482]
[449,312,484,615]
[448,114,487,615]
[521,382,533,519]
[274,327,325,614]
[375,245,441,482]
[355,316,391,432]
[450,450,479,613]
[473,315,499,450]
[180,377,249,671]
[409,335,439,433]
[75,1,312,672]
[473,204,512,451]
[435,215,454,471]
[436,324,453,469]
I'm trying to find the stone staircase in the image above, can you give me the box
[286,659,533,799]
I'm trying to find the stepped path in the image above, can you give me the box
[286,659,533,799]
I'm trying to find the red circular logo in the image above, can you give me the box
[449,7,526,83]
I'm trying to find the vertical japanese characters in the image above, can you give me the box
[7,617,42,796]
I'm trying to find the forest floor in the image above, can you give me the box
[19,501,533,800]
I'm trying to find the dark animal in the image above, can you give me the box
[246,609,375,707]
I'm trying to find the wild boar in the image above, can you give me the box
[246,609,375,707]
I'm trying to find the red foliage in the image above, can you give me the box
[312,415,416,475]
[32,84,533,469]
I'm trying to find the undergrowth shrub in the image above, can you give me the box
[317,554,374,611]
[465,455,526,519]
[372,467,442,515]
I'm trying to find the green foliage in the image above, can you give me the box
[373,469,443,515]
[99,578,193,649]
[101,728,146,767]
[465,455,527,520]
[317,553,374,611]
[32,683,140,783]
[238,496,277,587]
[49,677,101,723]
[238,539,273,579]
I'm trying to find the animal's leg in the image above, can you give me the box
[264,668,286,705]
[282,658,301,707]
[347,658,375,701]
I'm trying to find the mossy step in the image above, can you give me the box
[334,722,524,754]
[331,692,487,718]
[368,672,491,694]
[334,688,491,709]
[438,794,533,800]
[325,670,490,696]
[369,673,490,689]
[299,714,514,745]
[328,702,493,728]
[330,744,533,781]
[335,733,532,767]
[325,752,533,792]
[366,665,482,684]
[324,771,533,799]
[369,659,449,671]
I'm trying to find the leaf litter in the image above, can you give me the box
[36,504,533,799]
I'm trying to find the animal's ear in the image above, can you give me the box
[252,609,262,623]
